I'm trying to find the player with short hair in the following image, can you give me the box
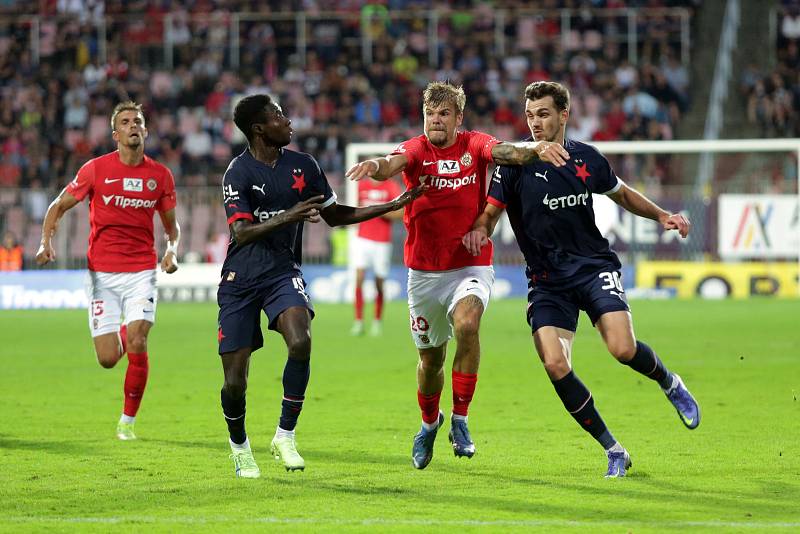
[463,80,700,478]
[349,177,404,337]
[36,100,180,441]
[219,94,425,478]
[346,81,569,469]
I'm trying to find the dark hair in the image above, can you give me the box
[524,81,570,111]
[233,94,272,141]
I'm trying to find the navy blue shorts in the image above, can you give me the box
[527,269,630,333]
[217,273,314,355]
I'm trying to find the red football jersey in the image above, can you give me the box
[392,131,500,271]
[66,151,177,272]
[356,178,403,243]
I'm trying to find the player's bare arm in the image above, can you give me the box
[231,195,326,246]
[321,184,428,227]
[462,203,504,256]
[609,184,690,238]
[35,190,80,265]
[158,209,181,274]
[345,153,409,182]
[491,141,570,167]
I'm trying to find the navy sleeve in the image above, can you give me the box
[487,165,519,208]
[588,150,621,195]
[303,155,337,209]
[222,163,254,224]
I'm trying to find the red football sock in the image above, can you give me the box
[417,390,441,425]
[452,371,478,417]
[123,352,149,417]
[119,324,128,355]
[375,289,384,321]
[354,285,364,320]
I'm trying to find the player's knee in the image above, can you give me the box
[127,333,148,354]
[609,341,636,362]
[223,378,247,400]
[96,350,121,369]
[453,313,481,338]
[286,334,311,360]
[542,357,571,379]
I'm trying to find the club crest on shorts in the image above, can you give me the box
[147,178,157,191]
[460,152,472,167]
[419,335,430,344]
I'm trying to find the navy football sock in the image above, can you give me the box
[623,340,672,388]
[551,371,616,450]
[221,388,247,445]
[279,358,310,431]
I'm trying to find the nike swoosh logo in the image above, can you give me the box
[423,161,437,166]
[104,178,120,184]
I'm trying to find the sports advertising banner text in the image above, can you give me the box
[636,261,799,298]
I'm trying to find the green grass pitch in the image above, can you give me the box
[1,298,799,532]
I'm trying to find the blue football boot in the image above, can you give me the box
[412,411,444,469]
[605,448,632,478]
[663,374,701,429]
[448,416,475,458]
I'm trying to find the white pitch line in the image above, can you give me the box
[5,517,800,529]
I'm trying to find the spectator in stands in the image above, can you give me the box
[0,231,23,271]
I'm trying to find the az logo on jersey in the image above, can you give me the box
[437,160,460,175]
[123,178,143,192]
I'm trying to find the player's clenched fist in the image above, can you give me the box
[35,242,56,265]
[660,212,691,238]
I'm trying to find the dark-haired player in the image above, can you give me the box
[218,94,425,478]
[346,81,569,469]
[463,81,700,478]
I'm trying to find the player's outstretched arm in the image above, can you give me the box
[36,190,80,266]
[608,184,690,238]
[462,203,504,256]
[231,195,326,246]
[158,209,181,274]
[321,184,428,227]
[491,141,570,167]
[345,153,409,182]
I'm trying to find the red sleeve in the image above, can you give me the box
[157,167,177,212]
[390,136,424,178]
[470,131,501,165]
[65,160,95,201]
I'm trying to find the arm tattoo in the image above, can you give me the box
[492,142,539,165]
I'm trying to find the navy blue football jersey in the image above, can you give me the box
[221,148,336,284]
[488,139,622,288]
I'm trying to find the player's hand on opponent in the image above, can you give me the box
[35,241,56,265]
[161,251,178,274]
[392,183,429,209]
[535,141,570,167]
[462,228,489,256]
[660,212,691,238]
[286,195,326,224]
[345,159,379,181]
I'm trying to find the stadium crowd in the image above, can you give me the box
[744,1,800,138]
[0,0,695,263]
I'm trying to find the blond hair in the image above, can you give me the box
[423,81,466,114]
[110,101,144,130]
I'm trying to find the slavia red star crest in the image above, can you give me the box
[291,168,306,194]
[574,159,591,183]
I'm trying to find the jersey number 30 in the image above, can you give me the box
[599,271,623,292]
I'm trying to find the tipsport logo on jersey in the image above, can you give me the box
[424,172,477,191]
